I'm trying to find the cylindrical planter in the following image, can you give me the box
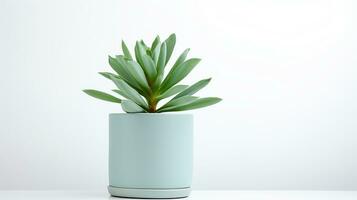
[108,113,193,199]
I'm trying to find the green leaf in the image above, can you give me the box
[108,55,126,76]
[98,72,120,80]
[134,41,144,66]
[160,58,201,93]
[140,40,149,50]
[141,54,157,81]
[158,96,198,112]
[162,97,222,112]
[83,89,121,103]
[151,42,167,92]
[164,33,176,65]
[135,42,157,81]
[109,56,136,86]
[113,89,148,108]
[152,73,163,93]
[152,42,161,64]
[112,89,128,99]
[156,42,166,75]
[154,48,189,93]
[113,89,149,112]
[151,36,161,51]
[173,78,211,99]
[126,61,150,90]
[140,40,152,56]
[157,85,188,100]
[170,48,190,73]
[111,55,145,93]
[121,40,133,60]
[121,100,145,113]
[110,76,148,108]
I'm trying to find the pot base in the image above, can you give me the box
[108,186,191,199]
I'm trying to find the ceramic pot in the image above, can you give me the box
[108,113,193,198]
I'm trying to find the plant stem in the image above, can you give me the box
[148,98,158,112]
[146,89,158,112]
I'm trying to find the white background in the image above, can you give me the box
[0,0,356,190]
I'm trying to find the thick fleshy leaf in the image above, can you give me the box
[156,42,167,75]
[121,100,145,113]
[152,73,163,93]
[112,89,128,99]
[152,42,161,65]
[111,56,145,93]
[121,40,133,60]
[108,56,126,77]
[158,96,198,112]
[160,58,201,93]
[140,40,149,50]
[173,78,211,99]
[135,42,157,81]
[83,89,121,103]
[110,76,147,108]
[162,97,222,112]
[153,48,190,91]
[157,85,188,100]
[141,54,157,81]
[98,72,120,80]
[169,48,190,74]
[151,36,160,51]
[139,40,152,57]
[126,61,150,90]
[164,33,176,65]
[113,89,149,112]
[109,56,135,85]
[134,41,144,66]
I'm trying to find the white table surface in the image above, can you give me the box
[0,190,356,200]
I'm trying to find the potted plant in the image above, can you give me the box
[83,34,221,199]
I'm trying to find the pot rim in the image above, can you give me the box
[109,113,193,116]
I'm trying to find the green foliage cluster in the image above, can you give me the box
[83,34,221,113]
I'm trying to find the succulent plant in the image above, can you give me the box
[83,34,221,113]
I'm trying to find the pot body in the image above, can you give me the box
[108,113,193,198]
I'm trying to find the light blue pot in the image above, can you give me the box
[108,113,193,198]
